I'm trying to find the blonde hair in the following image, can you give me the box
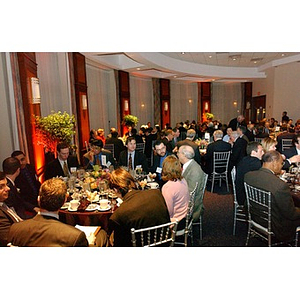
[161,155,183,182]
[261,137,277,153]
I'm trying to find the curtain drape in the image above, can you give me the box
[170,81,198,127]
[129,75,154,127]
[86,65,117,136]
[211,82,242,125]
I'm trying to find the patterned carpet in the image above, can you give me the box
[190,181,266,247]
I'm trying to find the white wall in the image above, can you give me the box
[253,62,300,122]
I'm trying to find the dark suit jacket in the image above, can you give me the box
[276,132,295,154]
[235,156,262,205]
[245,129,255,142]
[282,147,298,170]
[6,179,36,220]
[283,147,298,159]
[245,167,300,242]
[229,137,248,171]
[176,139,202,166]
[83,149,116,170]
[118,150,148,173]
[8,214,88,247]
[15,164,41,207]
[108,189,170,247]
[105,137,126,161]
[149,151,172,187]
[44,155,80,180]
[0,205,18,247]
[203,139,231,174]
[228,118,247,131]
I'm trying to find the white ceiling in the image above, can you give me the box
[82,52,300,83]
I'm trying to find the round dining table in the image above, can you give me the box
[59,203,117,232]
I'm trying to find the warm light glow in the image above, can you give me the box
[141,103,145,108]
[188,99,192,104]
[233,101,237,106]
[31,77,41,104]
[82,95,87,110]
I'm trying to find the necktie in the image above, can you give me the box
[96,154,101,166]
[2,203,23,222]
[128,153,133,170]
[63,161,69,177]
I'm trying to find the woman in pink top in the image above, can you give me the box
[161,155,190,230]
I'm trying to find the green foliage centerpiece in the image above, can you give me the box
[34,111,76,154]
[122,114,139,127]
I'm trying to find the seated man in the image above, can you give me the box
[118,136,148,173]
[229,129,248,173]
[203,130,231,175]
[11,150,41,207]
[282,134,300,170]
[8,178,107,247]
[44,142,80,180]
[174,129,202,166]
[105,131,125,161]
[235,142,264,205]
[177,145,207,222]
[0,171,23,247]
[149,140,172,187]
[244,151,300,243]
[108,168,170,247]
[83,139,116,170]
[3,157,39,219]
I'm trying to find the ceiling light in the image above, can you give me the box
[181,52,185,55]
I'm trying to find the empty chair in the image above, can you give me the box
[192,174,208,240]
[136,142,145,153]
[231,167,247,235]
[175,182,198,246]
[281,138,293,152]
[131,220,178,247]
[209,151,231,193]
[104,144,115,158]
[244,182,299,247]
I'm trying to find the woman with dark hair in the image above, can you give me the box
[161,155,190,229]
[108,168,170,246]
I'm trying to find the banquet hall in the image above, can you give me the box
[1,51,300,248]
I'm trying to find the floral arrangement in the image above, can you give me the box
[89,165,111,180]
[205,112,214,120]
[195,139,209,149]
[122,114,139,127]
[34,111,76,153]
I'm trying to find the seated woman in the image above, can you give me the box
[261,137,277,153]
[161,155,190,230]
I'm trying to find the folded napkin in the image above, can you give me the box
[77,199,91,211]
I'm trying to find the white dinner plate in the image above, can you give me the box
[68,207,78,212]
[147,183,159,189]
[85,204,99,211]
[61,203,70,210]
[97,205,111,211]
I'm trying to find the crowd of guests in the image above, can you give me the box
[1,112,300,247]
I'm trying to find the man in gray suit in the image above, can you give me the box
[177,145,206,222]
[245,151,300,242]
